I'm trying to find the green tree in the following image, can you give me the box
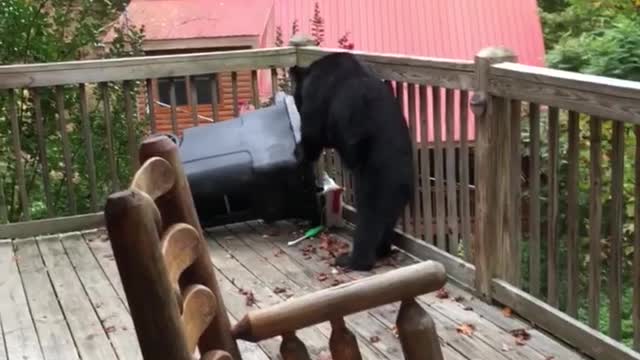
[0,0,145,221]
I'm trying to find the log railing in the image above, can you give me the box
[104,134,447,360]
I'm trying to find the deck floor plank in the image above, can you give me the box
[0,240,45,360]
[217,224,389,360]
[37,235,117,360]
[1,223,590,360]
[13,238,78,360]
[62,232,142,360]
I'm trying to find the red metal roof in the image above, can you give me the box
[274,0,544,66]
[273,0,544,142]
[104,0,274,42]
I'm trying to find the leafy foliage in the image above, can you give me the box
[0,0,145,221]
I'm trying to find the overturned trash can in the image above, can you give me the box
[177,92,323,228]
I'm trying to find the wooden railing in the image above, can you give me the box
[1,44,640,360]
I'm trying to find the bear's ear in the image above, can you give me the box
[289,66,308,83]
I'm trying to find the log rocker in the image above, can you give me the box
[104,134,447,360]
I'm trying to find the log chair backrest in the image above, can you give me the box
[104,135,241,360]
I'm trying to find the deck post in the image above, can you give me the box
[471,47,518,299]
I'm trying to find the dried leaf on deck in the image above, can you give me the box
[273,287,287,294]
[369,335,381,343]
[510,328,531,345]
[436,288,449,299]
[317,273,328,281]
[502,307,513,317]
[456,323,475,336]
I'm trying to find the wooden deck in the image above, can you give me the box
[0,220,588,360]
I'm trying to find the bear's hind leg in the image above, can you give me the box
[335,206,385,271]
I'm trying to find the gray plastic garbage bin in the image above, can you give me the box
[176,92,322,228]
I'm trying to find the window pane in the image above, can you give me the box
[158,78,187,106]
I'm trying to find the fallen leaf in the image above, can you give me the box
[502,307,513,318]
[273,249,285,257]
[463,305,474,311]
[330,278,344,287]
[510,328,531,345]
[544,357,555,360]
[317,273,328,281]
[501,343,511,352]
[273,287,287,294]
[239,288,256,306]
[453,295,465,302]
[456,323,475,336]
[369,335,380,343]
[436,288,450,299]
[391,325,399,338]
[105,326,116,333]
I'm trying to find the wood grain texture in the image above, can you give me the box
[528,103,542,298]
[588,116,603,329]
[32,89,54,216]
[56,86,77,214]
[100,83,119,192]
[104,190,192,360]
[8,89,31,221]
[181,285,218,353]
[0,241,44,360]
[129,156,176,200]
[232,261,446,342]
[492,279,640,360]
[566,111,580,317]
[329,318,362,360]
[397,299,444,360]
[419,85,434,244]
[297,47,475,89]
[161,223,200,288]
[608,120,624,340]
[0,47,297,89]
[138,135,239,358]
[0,212,104,239]
[444,88,459,251]
[507,99,522,287]
[546,107,559,308]
[458,90,472,261]
[280,332,311,360]
[634,125,640,351]
[79,84,98,212]
[432,86,447,250]
[488,62,640,124]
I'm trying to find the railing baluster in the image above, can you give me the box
[145,79,157,133]
[528,103,541,297]
[566,110,580,317]
[408,83,421,238]
[55,85,77,214]
[231,71,239,117]
[459,90,471,260]
[588,116,602,329]
[508,99,522,286]
[169,78,178,134]
[100,83,120,192]
[608,119,624,340]
[0,176,7,224]
[395,82,412,233]
[432,86,446,250]
[124,80,139,172]
[270,68,278,98]
[32,89,54,217]
[189,76,199,127]
[251,70,260,109]
[546,106,559,307]
[279,332,311,360]
[210,74,220,122]
[329,318,362,360]
[79,84,98,212]
[396,299,443,360]
[444,88,459,252]
[8,89,30,221]
[634,125,640,351]
[419,85,433,244]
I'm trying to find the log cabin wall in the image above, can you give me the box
[137,47,256,135]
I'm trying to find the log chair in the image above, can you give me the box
[104,134,447,360]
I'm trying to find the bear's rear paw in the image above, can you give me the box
[334,253,375,272]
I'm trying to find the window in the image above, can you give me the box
[157,76,220,106]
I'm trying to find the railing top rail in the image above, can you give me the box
[297,47,476,89]
[0,47,297,90]
[489,62,640,124]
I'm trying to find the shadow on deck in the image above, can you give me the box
[0,220,587,360]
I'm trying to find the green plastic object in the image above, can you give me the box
[287,225,324,246]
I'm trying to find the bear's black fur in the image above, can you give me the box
[290,52,414,271]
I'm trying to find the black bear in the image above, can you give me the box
[290,52,414,271]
